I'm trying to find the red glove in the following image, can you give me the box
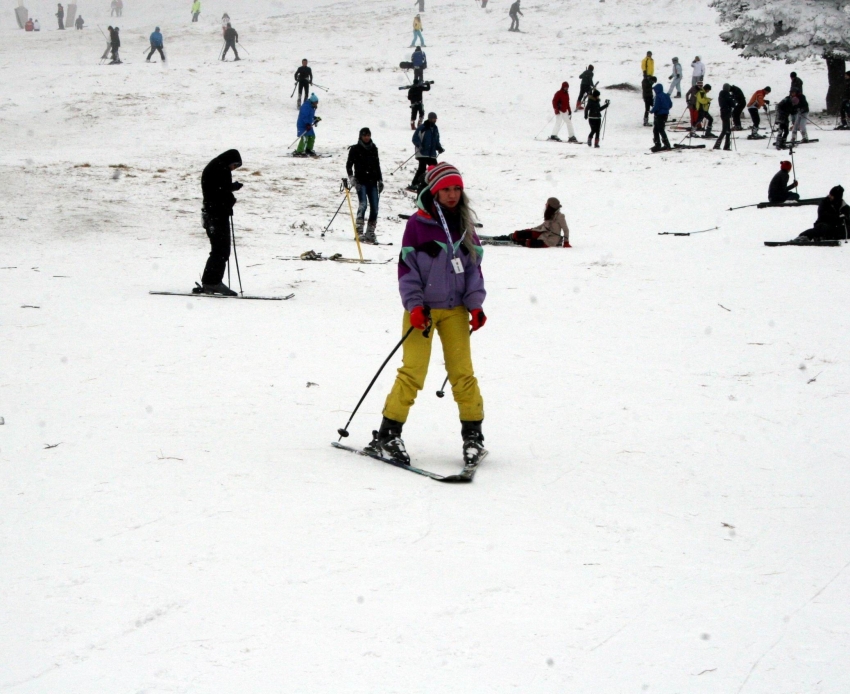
[410,306,431,331]
[470,308,487,331]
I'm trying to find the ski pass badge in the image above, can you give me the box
[451,258,463,274]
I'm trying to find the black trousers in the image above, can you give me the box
[577,84,590,107]
[587,117,601,141]
[714,111,732,149]
[643,96,653,119]
[410,102,424,122]
[748,107,761,130]
[411,157,438,189]
[413,67,424,81]
[202,214,231,285]
[841,99,850,123]
[653,113,670,146]
[147,46,165,61]
[509,15,519,30]
[698,109,713,131]
[222,40,239,59]
[732,104,745,128]
[298,80,310,101]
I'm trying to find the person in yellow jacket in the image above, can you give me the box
[695,83,714,135]
[641,51,654,77]
[411,14,425,46]
[191,0,200,22]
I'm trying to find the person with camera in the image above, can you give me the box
[346,127,384,244]
[199,150,243,296]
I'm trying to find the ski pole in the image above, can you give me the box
[237,41,250,56]
[337,314,431,440]
[804,116,824,131]
[290,82,298,98]
[727,203,760,211]
[322,193,348,237]
[230,215,243,295]
[789,143,799,197]
[436,329,473,397]
[533,114,555,141]
[219,41,225,60]
[311,82,329,92]
[390,153,415,176]
[658,226,719,236]
[602,105,609,140]
[288,135,300,150]
[342,179,365,262]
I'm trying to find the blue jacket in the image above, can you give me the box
[150,30,163,47]
[650,84,672,115]
[297,101,317,137]
[412,50,427,68]
[412,121,442,158]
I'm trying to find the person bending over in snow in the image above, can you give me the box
[549,82,578,143]
[222,23,239,61]
[641,74,657,126]
[729,84,746,130]
[584,89,608,148]
[576,65,594,110]
[346,127,384,244]
[768,161,799,203]
[746,86,771,138]
[650,83,672,151]
[294,93,320,157]
[366,163,487,468]
[792,186,848,243]
[408,112,443,191]
[773,96,795,149]
[668,57,683,97]
[199,149,243,296]
[488,197,571,248]
[147,26,165,62]
[695,83,713,135]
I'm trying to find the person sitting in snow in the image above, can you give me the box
[33,18,41,30]
[25,17,34,30]
[75,14,84,29]
[767,161,799,204]
[488,197,571,248]
[793,186,848,242]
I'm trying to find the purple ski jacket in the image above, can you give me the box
[398,206,486,313]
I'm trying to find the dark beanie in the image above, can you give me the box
[428,112,437,120]
[830,185,844,200]
[359,127,371,136]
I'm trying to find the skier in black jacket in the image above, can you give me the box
[508,0,523,31]
[110,26,121,64]
[773,96,796,149]
[584,90,608,148]
[346,128,384,244]
[713,83,734,150]
[576,65,594,110]
[222,23,239,61]
[729,84,746,129]
[200,149,243,295]
[767,161,799,203]
[294,59,312,107]
[796,186,849,242]
[403,78,431,130]
[641,75,656,126]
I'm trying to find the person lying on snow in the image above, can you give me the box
[488,198,571,247]
[792,186,848,243]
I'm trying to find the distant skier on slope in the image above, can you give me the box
[191,0,200,22]
[199,149,243,296]
[411,14,425,47]
[792,186,848,242]
[411,46,427,81]
[404,77,431,130]
[641,51,654,77]
[549,82,578,143]
[487,197,571,247]
[365,163,487,469]
[713,83,733,150]
[508,0,522,31]
[650,83,672,152]
[294,93,320,157]
[414,0,424,12]
[767,161,799,203]
[294,59,313,107]
[56,3,64,29]
[109,26,121,64]
[746,86,771,138]
[407,112,443,191]
[74,14,84,29]
[576,65,594,110]
[584,89,608,148]
[346,127,384,244]
[641,74,657,126]
[147,26,165,62]
[222,23,240,61]
[668,57,683,97]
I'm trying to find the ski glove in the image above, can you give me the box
[348,176,358,190]
[232,181,243,191]
[377,181,385,194]
[469,308,487,331]
[410,305,431,331]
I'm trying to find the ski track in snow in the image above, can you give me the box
[1,0,849,692]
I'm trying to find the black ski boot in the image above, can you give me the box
[549,135,562,142]
[461,420,486,468]
[201,282,237,296]
[361,221,378,245]
[365,417,410,465]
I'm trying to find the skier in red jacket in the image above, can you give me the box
[549,82,578,143]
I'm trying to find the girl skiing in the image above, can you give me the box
[366,163,487,468]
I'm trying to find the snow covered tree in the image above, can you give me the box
[711,0,850,113]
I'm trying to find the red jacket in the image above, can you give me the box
[552,82,571,114]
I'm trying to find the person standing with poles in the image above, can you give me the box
[147,26,165,62]
[221,22,239,61]
[294,59,312,108]
[110,26,121,64]
[508,0,522,31]
[746,86,771,139]
[191,0,201,23]
[584,89,608,148]
[576,65,594,110]
[668,57,683,97]
[411,14,425,47]
[364,163,487,469]
[346,127,384,244]
[549,81,578,143]
[407,112,443,192]
[294,93,320,157]
[198,149,243,296]
[713,83,733,150]
[650,83,672,151]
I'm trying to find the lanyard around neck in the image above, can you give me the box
[434,203,467,257]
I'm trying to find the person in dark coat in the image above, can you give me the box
[773,96,796,149]
[729,84,746,129]
[713,83,734,150]
[294,59,312,107]
[650,83,672,151]
[839,71,850,129]
[584,89,609,148]
[796,186,848,241]
[508,0,523,31]
[200,149,243,295]
[222,23,239,61]
[56,3,64,29]
[110,27,121,64]
[346,127,384,244]
[641,75,657,126]
[576,65,594,110]
[404,77,431,130]
[407,112,443,191]
[411,46,427,81]
[789,71,803,94]
[767,161,799,203]
[74,15,84,29]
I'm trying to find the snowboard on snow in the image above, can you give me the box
[332,441,487,483]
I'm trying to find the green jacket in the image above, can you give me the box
[191,1,200,12]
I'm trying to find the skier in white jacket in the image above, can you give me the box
[668,57,683,97]
[691,56,705,87]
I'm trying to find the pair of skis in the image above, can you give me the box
[331,441,486,483]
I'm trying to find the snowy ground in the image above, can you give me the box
[2,0,849,692]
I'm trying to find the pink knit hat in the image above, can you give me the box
[426,162,464,194]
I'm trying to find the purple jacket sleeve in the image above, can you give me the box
[463,231,486,310]
[398,220,425,312]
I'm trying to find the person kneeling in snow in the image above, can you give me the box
[366,163,487,468]
[767,161,799,203]
[488,198,571,247]
[793,186,848,243]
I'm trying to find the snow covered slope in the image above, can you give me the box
[1,0,849,692]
